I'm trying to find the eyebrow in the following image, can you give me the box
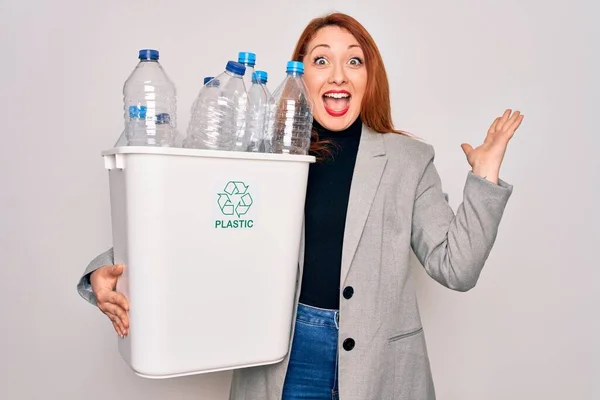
[309,44,361,54]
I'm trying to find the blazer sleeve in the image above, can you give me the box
[410,145,513,291]
[76,247,114,306]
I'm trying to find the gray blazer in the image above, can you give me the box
[77,125,513,400]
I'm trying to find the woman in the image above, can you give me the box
[77,12,523,400]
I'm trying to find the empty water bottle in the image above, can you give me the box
[261,74,276,153]
[270,61,314,155]
[238,52,256,94]
[245,71,273,153]
[121,49,178,147]
[184,76,221,149]
[184,61,247,151]
[189,76,216,113]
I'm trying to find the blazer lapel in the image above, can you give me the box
[340,125,387,285]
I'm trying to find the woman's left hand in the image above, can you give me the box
[460,109,524,184]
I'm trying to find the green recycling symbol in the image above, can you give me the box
[217,181,253,217]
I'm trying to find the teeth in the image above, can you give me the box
[324,93,350,99]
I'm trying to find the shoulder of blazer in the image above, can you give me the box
[376,130,449,201]
[378,130,436,166]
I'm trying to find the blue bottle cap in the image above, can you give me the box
[255,70,268,83]
[203,76,215,85]
[286,61,304,74]
[156,113,171,124]
[138,49,159,61]
[225,61,246,76]
[238,52,256,67]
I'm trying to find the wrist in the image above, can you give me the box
[472,164,500,184]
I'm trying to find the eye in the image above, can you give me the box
[313,56,329,66]
[348,57,363,66]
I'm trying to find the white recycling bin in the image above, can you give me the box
[102,146,315,379]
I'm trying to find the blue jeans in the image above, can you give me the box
[282,303,339,400]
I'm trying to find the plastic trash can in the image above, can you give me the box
[102,146,315,378]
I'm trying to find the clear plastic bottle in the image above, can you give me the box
[245,71,272,153]
[261,73,276,153]
[189,76,215,114]
[121,49,178,147]
[184,77,220,149]
[270,61,314,155]
[238,52,256,95]
[184,61,247,151]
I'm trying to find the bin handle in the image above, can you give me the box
[104,154,125,170]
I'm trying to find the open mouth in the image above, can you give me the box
[322,90,351,117]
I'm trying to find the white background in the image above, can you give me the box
[1,0,598,398]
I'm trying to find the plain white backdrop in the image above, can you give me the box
[1,0,598,399]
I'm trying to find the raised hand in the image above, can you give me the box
[461,109,524,184]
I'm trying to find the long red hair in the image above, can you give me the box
[291,12,409,157]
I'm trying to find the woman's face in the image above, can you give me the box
[302,26,368,131]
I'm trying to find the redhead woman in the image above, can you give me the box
[77,12,523,400]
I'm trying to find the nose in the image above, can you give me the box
[327,63,347,85]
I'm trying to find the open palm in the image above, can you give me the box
[461,109,524,177]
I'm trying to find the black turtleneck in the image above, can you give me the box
[299,116,362,310]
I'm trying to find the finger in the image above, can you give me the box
[107,264,124,278]
[505,110,520,125]
[505,113,524,135]
[495,109,512,132]
[461,143,473,156]
[97,298,129,329]
[109,309,127,336]
[100,300,129,330]
[112,321,125,338]
[100,290,129,312]
[111,317,124,337]
[488,117,501,134]
[105,312,124,337]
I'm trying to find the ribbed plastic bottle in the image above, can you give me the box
[121,49,178,147]
[245,71,273,152]
[270,61,314,155]
[184,61,247,151]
